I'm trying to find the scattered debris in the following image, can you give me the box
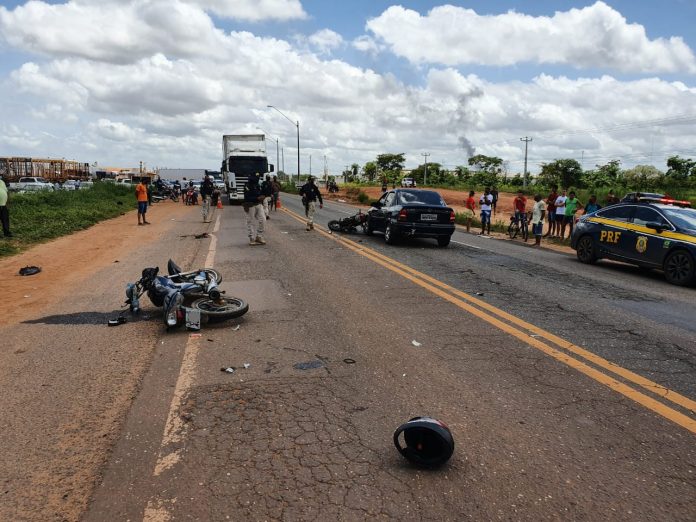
[281,231,289,234]
[189,333,202,338]
[343,358,356,364]
[231,325,240,331]
[293,360,324,370]
[475,292,484,296]
[207,339,215,342]
[107,317,128,327]
[338,199,346,202]
[194,232,210,239]
[221,367,235,374]
[411,340,422,347]
[530,334,541,338]
[243,363,251,369]
[19,266,41,276]
[23,295,30,298]
[113,260,119,263]
[393,416,455,468]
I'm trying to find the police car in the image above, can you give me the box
[570,196,696,286]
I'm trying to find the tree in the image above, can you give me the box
[666,155,696,182]
[411,162,442,185]
[454,165,471,182]
[375,153,405,174]
[622,165,664,190]
[363,161,377,182]
[537,159,583,189]
[468,154,503,173]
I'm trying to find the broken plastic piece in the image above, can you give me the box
[107,317,128,327]
[475,292,484,296]
[243,363,251,369]
[411,340,422,347]
[393,416,454,468]
[343,358,356,364]
[220,367,236,374]
[293,360,324,370]
[231,325,240,331]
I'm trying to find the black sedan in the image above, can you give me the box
[365,189,455,247]
[570,199,696,286]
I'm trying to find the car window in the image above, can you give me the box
[398,190,445,206]
[661,207,696,233]
[384,193,396,207]
[632,207,670,227]
[378,193,388,206]
[596,205,634,222]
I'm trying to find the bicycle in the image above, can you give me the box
[508,211,531,241]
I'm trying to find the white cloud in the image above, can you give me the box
[91,119,140,142]
[352,35,383,56]
[0,125,42,149]
[307,29,343,55]
[365,2,696,74]
[186,0,306,21]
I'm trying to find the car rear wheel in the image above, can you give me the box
[437,236,451,248]
[576,235,598,264]
[663,250,695,286]
[384,222,397,244]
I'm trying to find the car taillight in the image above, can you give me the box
[449,210,455,223]
[398,209,408,221]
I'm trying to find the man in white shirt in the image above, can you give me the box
[531,194,547,246]
[554,189,568,238]
[479,187,494,235]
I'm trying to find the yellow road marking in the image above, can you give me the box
[283,206,696,434]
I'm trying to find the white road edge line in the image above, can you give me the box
[144,213,221,521]
[451,239,482,250]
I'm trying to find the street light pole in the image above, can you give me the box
[267,105,300,184]
[421,152,430,186]
[520,136,532,188]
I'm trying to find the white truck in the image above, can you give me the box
[9,176,55,192]
[221,134,274,203]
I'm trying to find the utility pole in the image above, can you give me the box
[281,148,285,174]
[421,152,430,186]
[309,155,312,177]
[520,137,532,188]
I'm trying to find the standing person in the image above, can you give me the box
[261,175,273,219]
[381,178,388,193]
[584,195,602,214]
[271,176,281,212]
[491,187,499,215]
[243,174,266,245]
[0,175,12,237]
[201,175,214,222]
[543,185,558,238]
[479,187,493,235]
[531,194,547,246]
[562,191,583,239]
[464,190,476,233]
[513,190,528,240]
[299,176,323,231]
[606,190,620,206]
[554,189,568,238]
[146,180,153,205]
[135,179,150,225]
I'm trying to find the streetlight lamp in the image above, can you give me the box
[267,105,300,184]
[421,152,430,186]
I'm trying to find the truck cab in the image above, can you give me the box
[221,134,274,203]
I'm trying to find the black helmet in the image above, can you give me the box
[393,416,454,467]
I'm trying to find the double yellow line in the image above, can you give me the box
[283,206,696,435]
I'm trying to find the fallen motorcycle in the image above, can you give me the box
[125,259,248,330]
[328,210,369,233]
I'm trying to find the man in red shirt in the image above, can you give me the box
[544,185,558,238]
[464,190,476,233]
[513,190,527,228]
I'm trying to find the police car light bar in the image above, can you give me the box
[638,196,691,208]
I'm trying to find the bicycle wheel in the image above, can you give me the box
[508,222,518,239]
[192,296,249,320]
[522,222,529,241]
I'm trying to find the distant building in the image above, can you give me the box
[157,168,208,181]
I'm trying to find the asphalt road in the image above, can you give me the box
[2,196,695,521]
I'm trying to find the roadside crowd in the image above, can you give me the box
[463,185,615,246]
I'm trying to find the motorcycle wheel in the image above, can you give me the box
[328,220,341,232]
[192,296,249,320]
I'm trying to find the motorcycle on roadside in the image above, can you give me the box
[125,259,248,330]
[328,210,370,234]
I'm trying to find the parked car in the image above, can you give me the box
[571,197,696,286]
[8,177,55,192]
[401,177,417,187]
[365,189,455,247]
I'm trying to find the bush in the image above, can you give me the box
[357,191,370,204]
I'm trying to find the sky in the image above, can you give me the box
[1,0,695,175]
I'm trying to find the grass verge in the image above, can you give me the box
[1,182,135,257]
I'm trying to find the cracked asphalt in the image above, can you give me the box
[84,196,695,521]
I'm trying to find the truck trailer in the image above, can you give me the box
[221,134,274,203]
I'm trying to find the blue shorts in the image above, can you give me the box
[138,201,148,213]
[547,211,556,222]
[480,210,491,224]
[533,222,544,236]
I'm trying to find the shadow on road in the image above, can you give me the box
[23,310,144,325]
